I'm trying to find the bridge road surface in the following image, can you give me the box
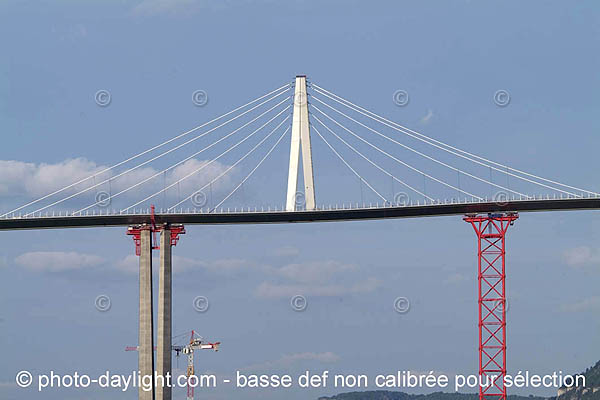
[1,198,599,230]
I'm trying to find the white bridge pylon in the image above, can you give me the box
[286,75,316,211]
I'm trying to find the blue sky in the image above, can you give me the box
[1,1,600,399]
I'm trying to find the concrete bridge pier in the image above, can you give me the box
[129,221,183,400]
[156,229,172,400]
[138,229,155,400]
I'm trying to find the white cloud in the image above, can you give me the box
[277,260,356,284]
[204,258,249,273]
[271,245,300,258]
[0,158,105,198]
[559,296,600,313]
[51,23,87,42]
[256,259,379,298]
[279,351,340,364]
[241,351,340,372]
[0,157,234,210]
[172,255,202,273]
[132,0,204,16]
[255,277,380,298]
[132,0,264,17]
[563,246,600,267]
[443,272,468,285]
[169,158,235,196]
[170,256,249,274]
[131,0,270,16]
[115,254,146,274]
[14,251,104,272]
[115,254,249,275]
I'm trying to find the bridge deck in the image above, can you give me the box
[1,198,599,230]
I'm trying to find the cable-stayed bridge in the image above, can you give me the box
[1,77,599,229]
[2,76,598,400]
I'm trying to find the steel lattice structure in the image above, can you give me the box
[464,213,518,400]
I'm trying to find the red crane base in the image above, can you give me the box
[464,213,518,400]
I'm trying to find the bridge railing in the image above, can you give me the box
[2,193,599,220]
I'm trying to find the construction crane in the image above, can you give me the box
[125,330,220,400]
[173,330,220,400]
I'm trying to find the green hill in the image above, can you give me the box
[319,360,600,400]
[556,360,600,400]
[318,391,544,400]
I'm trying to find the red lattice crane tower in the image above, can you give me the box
[464,212,518,400]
